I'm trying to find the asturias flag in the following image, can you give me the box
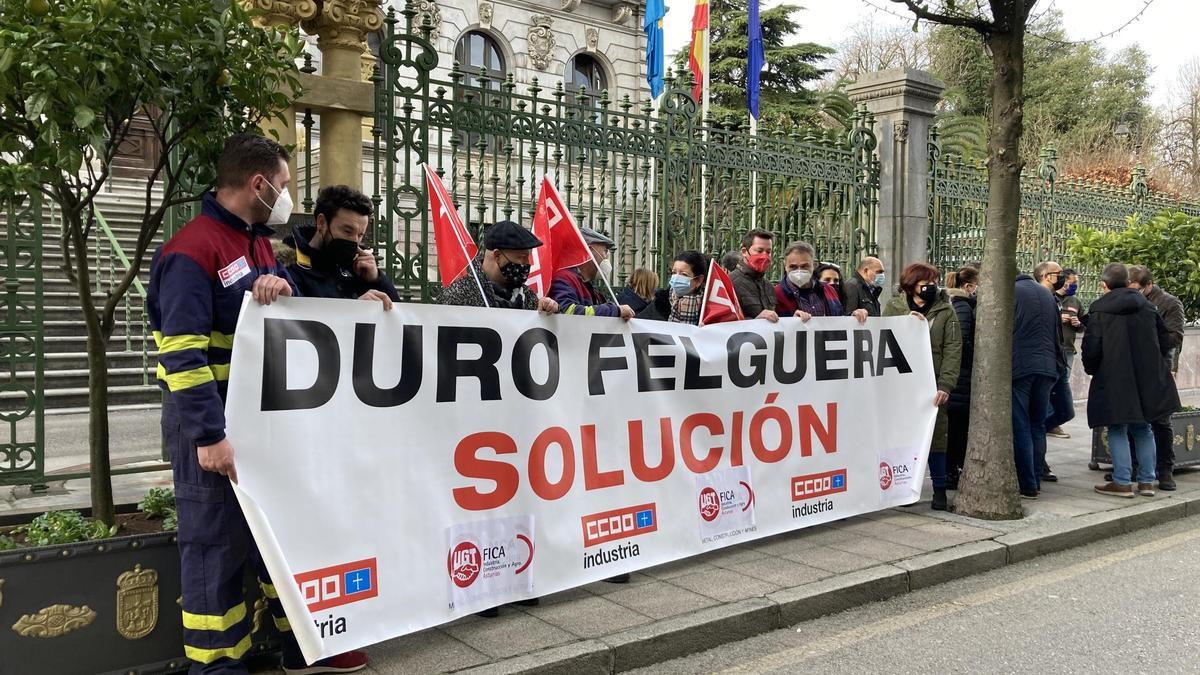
[748,0,766,119]
[645,0,666,99]
[688,0,709,102]
[423,163,478,287]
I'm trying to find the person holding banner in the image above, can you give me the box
[147,133,368,674]
[285,185,400,308]
[729,228,779,321]
[438,221,559,313]
[773,241,868,323]
[883,262,961,511]
[666,250,709,324]
[550,228,635,320]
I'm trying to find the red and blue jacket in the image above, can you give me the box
[147,192,298,446]
[550,267,621,317]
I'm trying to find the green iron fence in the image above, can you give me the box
[928,129,1200,301]
[372,5,880,302]
[0,194,45,486]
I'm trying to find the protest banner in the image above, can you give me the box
[225,298,937,662]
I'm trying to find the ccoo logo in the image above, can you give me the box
[448,541,481,588]
[698,487,720,522]
[879,462,893,490]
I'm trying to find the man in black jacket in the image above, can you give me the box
[842,256,885,317]
[1128,265,1185,490]
[1085,263,1180,498]
[1011,271,1061,498]
[286,185,401,307]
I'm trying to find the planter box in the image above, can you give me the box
[0,529,281,674]
[1090,410,1200,470]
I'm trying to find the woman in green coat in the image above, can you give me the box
[883,262,962,511]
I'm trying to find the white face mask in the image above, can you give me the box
[598,258,613,280]
[788,269,813,288]
[256,180,293,227]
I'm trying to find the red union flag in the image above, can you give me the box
[423,163,478,286]
[699,260,744,325]
[527,176,591,297]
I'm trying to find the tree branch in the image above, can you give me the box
[890,0,994,33]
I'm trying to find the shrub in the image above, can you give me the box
[138,487,178,531]
[18,510,116,547]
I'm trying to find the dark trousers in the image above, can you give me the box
[947,404,969,480]
[164,400,302,673]
[1153,416,1175,472]
[1045,366,1075,433]
[1012,374,1055,492]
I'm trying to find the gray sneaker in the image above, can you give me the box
[1047,426,1070,439]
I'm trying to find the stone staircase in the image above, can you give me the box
[34,178,165,413]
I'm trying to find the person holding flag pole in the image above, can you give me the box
[422,163,493,307]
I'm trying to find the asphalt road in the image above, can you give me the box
[635,514,1200,674]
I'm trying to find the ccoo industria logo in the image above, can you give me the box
[581,503,657,547]
[295,558,379,612]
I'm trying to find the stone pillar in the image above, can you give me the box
[847,68,944,288]
[243,0,318,211]
[304,0,383,190]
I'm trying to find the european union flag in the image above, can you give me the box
[747,0,766,119]
[344,567,373,595]
[645,0,666,99]
[636,509,655,529]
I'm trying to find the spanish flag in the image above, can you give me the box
[688,0,708,103]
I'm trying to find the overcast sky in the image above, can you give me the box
[662,0,1197,108]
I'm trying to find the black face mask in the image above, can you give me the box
[918,283,939,305]
[323,236,361,271]
[1051,274,1066,291]
[498,254,530,287]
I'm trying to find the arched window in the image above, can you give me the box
[455,31,505,87]
[566,53,609,104]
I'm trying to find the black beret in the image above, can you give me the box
[484,221,543,250]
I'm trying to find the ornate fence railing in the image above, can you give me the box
[928,130,1200,302]
[0,195,45,487]
[371,6,880,302]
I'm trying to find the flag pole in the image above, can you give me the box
[750,114,758,231]
[699,23,711,252]
[455,230,492,309]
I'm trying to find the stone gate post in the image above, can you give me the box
[847,68,944,289]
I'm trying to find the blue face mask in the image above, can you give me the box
[669,273,693,296]
[874,272,887,288]
[1066,282,1078,297]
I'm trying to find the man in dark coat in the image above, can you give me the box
[1011,271,1062,498]
[439,221,558,313]
[1034,260,1071,482]
[286,185,401,307]
[842,257,885,317]
[1126,265,1185,490]
[729,228,779,321]
[1085,263,1181,498]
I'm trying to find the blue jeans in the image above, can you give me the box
[1044,365,1075,433]
[1107,423,1156,485]
[1012,374,1055,492]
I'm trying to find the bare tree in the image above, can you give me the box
[1159,58,1200,193]
[825,15,932,85]
[890,0,1038,520]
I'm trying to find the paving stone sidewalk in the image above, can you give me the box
[361,412,1200,674]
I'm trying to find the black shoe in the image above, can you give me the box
[1020,489,1039,500]
[946,475,960,491]
[931,489,948,511]
[477,607,500,618]
[604,573,631,584]
[1103,472,1113,482]
[511,597,540,607]
[1159,467,1177,491]
[1041,470,1058,483]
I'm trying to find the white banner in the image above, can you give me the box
[225,297,937,662]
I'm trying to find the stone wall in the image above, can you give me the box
[1069,327,1200,403]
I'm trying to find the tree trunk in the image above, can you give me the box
[66,205,115,526]
[954,15,1026,520]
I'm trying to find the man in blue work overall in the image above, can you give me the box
[147,133,367,674]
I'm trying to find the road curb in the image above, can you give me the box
[461,494,1200,674]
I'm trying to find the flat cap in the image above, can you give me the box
[580,227,616,249]
[484,221,543,250]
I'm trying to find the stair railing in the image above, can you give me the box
[94,209,150,385]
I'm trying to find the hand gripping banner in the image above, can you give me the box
[225,298,937,662]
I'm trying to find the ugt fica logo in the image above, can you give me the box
[448,541,482,589]
[879,462,893,490]
[698,487,721,522]
[294,558,378,612]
